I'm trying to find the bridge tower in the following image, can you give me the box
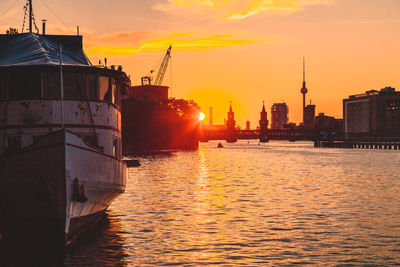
[226,102,237,143]
[259,101,269,142]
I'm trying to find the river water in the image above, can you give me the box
[64,140,400,266]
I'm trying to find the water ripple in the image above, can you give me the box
[65,140,400,266]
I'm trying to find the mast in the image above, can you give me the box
[29,0,32,33]
[60,45,64,128]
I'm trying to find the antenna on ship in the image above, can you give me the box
[29,0,32,32]
[60,45,64,128]
[22,0,39,33]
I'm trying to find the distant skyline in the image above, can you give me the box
[1,0,399,127]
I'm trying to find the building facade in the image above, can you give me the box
[303,104,316,129]
[271,103,288,129]
[128,85,168,101]
[343,87,400,138]
[314,113,343,139]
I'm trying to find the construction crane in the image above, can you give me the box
[141,46,172,86]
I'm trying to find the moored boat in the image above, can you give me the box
[0,1,129,245]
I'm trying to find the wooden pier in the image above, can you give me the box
[314,140,400,149]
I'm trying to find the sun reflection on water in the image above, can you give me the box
[65,140,400,266]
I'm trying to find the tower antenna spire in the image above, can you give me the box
[300,56,308,123]
[303,56,305,85]
[29,0,32,33]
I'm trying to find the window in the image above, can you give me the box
[42,71,61,99]
[43,71,99,100]
[9,70,41,99]
[63,72,79,99]
[112,138,120,157]
[87,74,97,100]
[77,73,88,99]
[111,79,117,105]
[99,76,110,101]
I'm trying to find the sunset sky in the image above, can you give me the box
[1,0,399,126]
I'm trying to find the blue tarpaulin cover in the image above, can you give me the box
[0,33,91,67]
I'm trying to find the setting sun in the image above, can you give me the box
[199,112,205,121]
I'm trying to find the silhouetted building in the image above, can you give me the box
[343,86,400,138]
[226,102,237,142]
[259,102,269,142]
[128,85,168,101]
[209,107,213,125]
[300,58,308,123]
[314,113,343,139]
[246,120,250,131]
[122,98,200,152]
[304,104,315,129]
[285,122,297,129]
[271,103,288,129]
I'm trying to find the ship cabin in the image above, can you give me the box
[0,33,130,159]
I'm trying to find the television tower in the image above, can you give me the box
[300,57,308,123]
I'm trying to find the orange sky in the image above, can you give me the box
[1,0,400,127]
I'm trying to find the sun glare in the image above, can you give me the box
[199,112,205,121]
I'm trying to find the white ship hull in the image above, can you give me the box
[0,129,127,244]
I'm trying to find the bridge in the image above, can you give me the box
[200,102,316,143]
[199,127,315,142]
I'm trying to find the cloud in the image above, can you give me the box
[226,0,336,20]
[155,0,335,21]
[85,31,262,56]
[84,31,157,48]
[225,0,300,20]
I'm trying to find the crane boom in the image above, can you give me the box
[154,46,172,86]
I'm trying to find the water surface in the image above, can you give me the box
[66,140,400,265]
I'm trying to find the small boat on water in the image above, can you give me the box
[217,142,224,148]
[0,0,129,245]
